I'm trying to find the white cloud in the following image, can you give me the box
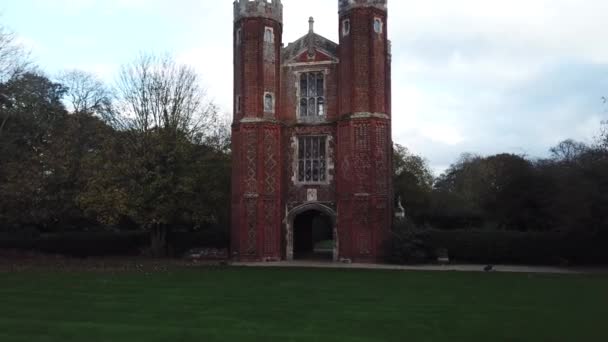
[8,0,606,173]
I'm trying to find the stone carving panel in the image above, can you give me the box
[245,129,258,194]
[374,123,389,194]
[339,124,351,183]
[245,198,257,256]
[264,128,278,194]
[263,199,276,255]
[355,197,371,255]
[354,123,371,193]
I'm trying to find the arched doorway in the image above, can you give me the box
[286,203,338,261]
[293,210,333,260]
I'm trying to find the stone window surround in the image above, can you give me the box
[264,92,275,113]
[295,68,329,121]
[294,135,330,185]
[236,95,242,113]
[285,203,338,262]
[264,26,274,43]
[342,19,351,36]
[236,28,242,45]
[373,17,383,34]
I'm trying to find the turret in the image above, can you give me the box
[234,0,283,23]
[338,0,387,15]
[338,0,389,117]
[233,0,283,120]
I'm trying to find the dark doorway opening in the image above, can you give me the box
[293,210,333,261]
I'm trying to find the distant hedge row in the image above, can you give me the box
[0,230,229,258]
[385,228,608,265]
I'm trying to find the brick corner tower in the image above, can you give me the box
[231,0,283,261]
[337,0,393,262]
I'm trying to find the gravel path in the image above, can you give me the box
[232,261,606,275]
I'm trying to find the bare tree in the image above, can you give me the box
[113,53,217,137]
[57,70,112,115]
[600,97,608,150]
[0,24,30,82]
[601,122,607,150]
[550,139,588,162]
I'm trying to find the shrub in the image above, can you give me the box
[170,227,229,256]
[385,226,608,265]
[384,220,432,264]
[0,228,230,258]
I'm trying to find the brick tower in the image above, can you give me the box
[231,0,284,261]
[231,0,392,263]
[336,0,392,262]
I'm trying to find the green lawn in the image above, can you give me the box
[0,267,607,342]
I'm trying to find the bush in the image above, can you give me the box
[170,227,229,256]
[0,228,230,258]
[0,232,148,257]
[384,220,432,264]
[385,226,608,265]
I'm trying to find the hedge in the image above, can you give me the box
[386,228,608,265]
[0,232,148,257]
[0,229,229,258]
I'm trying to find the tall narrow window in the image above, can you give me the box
[297,136,327,183]
[236,29,242,45]
[342,19,351,36]
[264,27,274,43]
[264,93,274,113]
[373,18,383,34]
[298,72,325,118]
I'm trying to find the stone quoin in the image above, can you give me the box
[231,0,393,263]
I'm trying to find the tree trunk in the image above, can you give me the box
[150,223,168,257]
[0,112,10,137]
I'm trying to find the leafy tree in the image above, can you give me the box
[432,154,485,229]
[0,72,66,137]
[0,72,68,228]
[393,144,433,222]
[78,54,226,256]
[38,113,115,230]
[432,153,546,231]
[541,143,608,234]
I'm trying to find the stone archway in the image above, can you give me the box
[285,203,338,262]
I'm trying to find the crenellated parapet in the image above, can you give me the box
[338,0,387,15]
[234,0,283,23]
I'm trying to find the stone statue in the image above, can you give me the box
[395,196,405,220]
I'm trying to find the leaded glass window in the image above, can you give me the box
[297,136,327,183]
[298,72,325,118]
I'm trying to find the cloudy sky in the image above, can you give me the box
[2,0,607,173]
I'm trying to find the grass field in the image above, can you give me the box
[1,267,607,342]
